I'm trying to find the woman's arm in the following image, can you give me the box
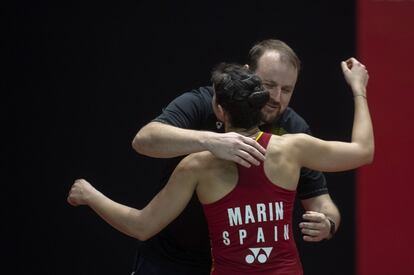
[292,57,374,172]
[67,155,200,240]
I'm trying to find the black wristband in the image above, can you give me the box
[326,218,336,240]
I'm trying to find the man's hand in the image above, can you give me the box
[299,211,332,242]
[67,179,97,207]
[203,132,266,168]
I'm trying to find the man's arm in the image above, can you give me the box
[295,169,340,241]
[132,89,265,167]
[133,122,264,167]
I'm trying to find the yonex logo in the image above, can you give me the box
[245,247,273,264]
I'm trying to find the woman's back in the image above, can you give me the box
[196,132,302,204]
[195,132,303,275]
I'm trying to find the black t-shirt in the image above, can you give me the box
[141,86,328,271]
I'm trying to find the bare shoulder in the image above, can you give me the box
[266,133,312,157]
[267,133,295,150]
[169,152,213,184]
[262,134,304,188]
[280,133,310,142]
[271,133,312,146]
[179,151,236,178]
[179,151,230,171]
[284,133,320,148]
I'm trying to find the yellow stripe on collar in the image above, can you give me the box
[255,131,264,141]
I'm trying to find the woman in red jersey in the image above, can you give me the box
[68,59,372,275]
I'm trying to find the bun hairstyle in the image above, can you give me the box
[211,63,269,129]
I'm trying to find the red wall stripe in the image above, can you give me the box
[357,1,414,274]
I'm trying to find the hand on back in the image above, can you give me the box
[205,132,266,168]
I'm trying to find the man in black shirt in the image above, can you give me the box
[131,39,340,275]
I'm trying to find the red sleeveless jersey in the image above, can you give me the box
[202,132,303,275]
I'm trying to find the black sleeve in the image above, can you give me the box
[297,168,328,200]
[281,108,329,199]
[152,87,212,129]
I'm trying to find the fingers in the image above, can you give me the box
[299,222,322,230]
[237,136,266,165]
[300,228,320,237]
[67,196,77,206]
[303,235,323,242]
[346,58,354,68]
[342,58,357,72]
[74,178,87,185]
[299,221,325,236]
[343,57,367,70]
[230,135,266,167]
[300,211,331,242]
[241,136,266,156]
[67,183,79,206]
[232,155,251,168]
[301,225,324,242]
[211,132,266,167]
[232,151,261,168]
[67,178,89,206]
[302,211,325,222]
[344,57,358,67]
[341,61,350,73]
[67,187,77,206]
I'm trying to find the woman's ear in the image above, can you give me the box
[216,103,225,122]
[212,94,224,122]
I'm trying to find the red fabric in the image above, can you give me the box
[357,1,414,274]
[203,132,302,275]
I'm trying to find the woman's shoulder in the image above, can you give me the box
[266,133,310,156]
[181,151,233,171]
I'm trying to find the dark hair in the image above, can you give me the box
[211,63,269,129]
[247,39,301,73]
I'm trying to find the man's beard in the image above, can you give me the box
[260,104,281,124]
